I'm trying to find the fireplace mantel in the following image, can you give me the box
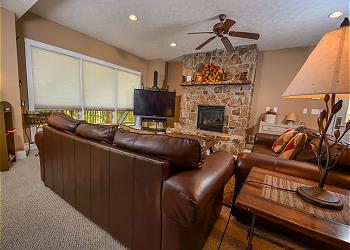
[180,81,251,87]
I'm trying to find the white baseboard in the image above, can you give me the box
[15,150,27,160]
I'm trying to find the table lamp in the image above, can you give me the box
[282,17,350,210]
[285,113,298,125]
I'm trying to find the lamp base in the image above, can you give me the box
[296,186,343,210]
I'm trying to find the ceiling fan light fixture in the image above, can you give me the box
[328,11,344,18]
[128,14,138,21]
[170,43,177,47]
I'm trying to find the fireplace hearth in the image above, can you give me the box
[197,105,225,132]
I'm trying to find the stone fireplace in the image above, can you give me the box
[169,45,258,155]
[197,105,225,132]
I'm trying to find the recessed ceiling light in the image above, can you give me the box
[128,14,138,21]
[170,43,177,47]
[328,11,344,18]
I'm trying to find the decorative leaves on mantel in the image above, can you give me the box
[180,81,251,86]
[182,44,258,86]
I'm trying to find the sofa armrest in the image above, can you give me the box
[35,131,43,153]
[254,133,280,148]
[162,151,234,227]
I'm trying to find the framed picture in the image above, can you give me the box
[186,75,192,82]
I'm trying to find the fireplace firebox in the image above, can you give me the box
[197,105,225,132]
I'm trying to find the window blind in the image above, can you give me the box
[116,70,141,110]
[27,40,142,114]
[31,47,81,109]
[83,61,116,110]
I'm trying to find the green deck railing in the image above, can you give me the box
[38,109,135,126]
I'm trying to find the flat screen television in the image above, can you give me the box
[134,89,176,117]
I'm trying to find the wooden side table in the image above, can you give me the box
[235,167,350,249]
[23,112,51,155]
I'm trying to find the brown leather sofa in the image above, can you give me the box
[35,113,234,250]
[232,132,350,221]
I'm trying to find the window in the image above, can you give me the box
[25,39,141,125]
[31,47,81,109]
[83,61,116,111]
[116,70,141,110]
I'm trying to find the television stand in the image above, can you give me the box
[141,116,167,133]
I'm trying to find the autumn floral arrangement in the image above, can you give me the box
[195,63,224,83]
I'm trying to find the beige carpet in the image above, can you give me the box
[1,151,307,249]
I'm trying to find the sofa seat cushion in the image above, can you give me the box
[162,151,234,227]
[76,123,117,143]
[113,129,207,170]
[47,112,82,133]
[252,144,278,157]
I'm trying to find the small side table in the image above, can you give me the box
[235,167,350,249]
[23,112,51,155]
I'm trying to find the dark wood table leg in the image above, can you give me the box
[247,214,256,250]
[24,126,31,156]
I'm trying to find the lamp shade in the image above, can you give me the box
[282,19,350,99]
[285,113,298,122]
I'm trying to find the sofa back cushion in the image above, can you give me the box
[47,112,82,133]
[113,129,207,170]
[76,123,117,144]
[295,126,319,142]
[296,138,350,171]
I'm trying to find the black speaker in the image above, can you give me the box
[153,71,158,89]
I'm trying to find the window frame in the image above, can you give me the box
[24,38,142,119]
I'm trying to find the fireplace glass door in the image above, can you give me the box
[197,105,225,132]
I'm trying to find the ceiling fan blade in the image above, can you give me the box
[205,15,221,21]
[188,31,215,34]
[221,37,234,52]
[222,19,235,31]
[196,36,216,50]
[229,31,260,40]
[195,36,217,50]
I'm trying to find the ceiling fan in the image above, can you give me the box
[188,14,260,52]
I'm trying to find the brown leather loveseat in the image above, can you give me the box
[35,113,235,250]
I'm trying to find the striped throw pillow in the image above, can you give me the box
[278,132,308,160]
[272,129,298,153]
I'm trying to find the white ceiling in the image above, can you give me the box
[30,0,349,61]
[1,0,38,18]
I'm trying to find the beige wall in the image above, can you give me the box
[249,46,323,134]
[146,59,166,88]
[167,61,183,95]
[17,12,150,76]
[1,8,24,151]
[167,46,324,136]
[0,6,2,99]
[16,12,168,112]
